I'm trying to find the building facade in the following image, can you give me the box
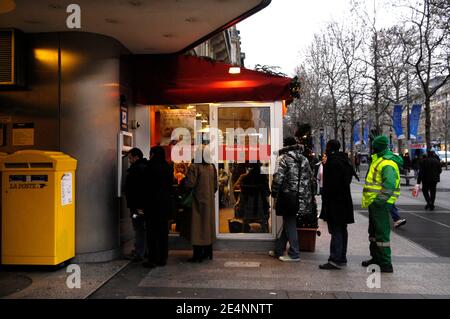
[190,25,245,67]
[0,0,272,263]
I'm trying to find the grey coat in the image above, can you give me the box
[185,163,218,246]
[272,145,313,217]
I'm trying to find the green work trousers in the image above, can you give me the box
[368,202,392,266]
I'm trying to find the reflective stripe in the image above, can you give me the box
[364,181,381,187]
[376,242,391,248]
[366,157,386,185]
[363,189,400,195]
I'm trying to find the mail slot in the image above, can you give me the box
[0,150,77,265]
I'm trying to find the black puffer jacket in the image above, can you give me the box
[272,145,313,216]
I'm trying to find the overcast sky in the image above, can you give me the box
[237,0,401,77]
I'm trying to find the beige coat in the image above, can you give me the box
[185,163,218,246]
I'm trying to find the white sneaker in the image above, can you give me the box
[279,255,300,262]
[394,219,407,228]
[268,250,276,257]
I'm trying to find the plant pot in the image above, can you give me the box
[297,228,320,252]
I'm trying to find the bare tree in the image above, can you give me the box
[402,0,450,151]
[312,32,345,139]
[378,25,417,152]
[329,21,366,154]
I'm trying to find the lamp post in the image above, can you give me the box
[320,128,324,156]
[390,127,393,151]
[340,119,347,152]
[445,98,448,170]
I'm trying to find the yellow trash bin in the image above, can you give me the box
[0,150,77,265]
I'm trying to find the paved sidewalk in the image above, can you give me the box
[89,177,450,299]
[0,260,129,299]
[3,171,450,299]
[89,210,450,299]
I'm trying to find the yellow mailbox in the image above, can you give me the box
[0,150,77,265]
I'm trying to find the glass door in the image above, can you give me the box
[210,102,277,239]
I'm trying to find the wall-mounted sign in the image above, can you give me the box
[12,123,34,146]
[61,173,73,206]
[120,106,128,131]
[160,109,196,145]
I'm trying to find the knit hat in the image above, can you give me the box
[326,139,341,155]
[283,136,298,147]
[373,135,389,153]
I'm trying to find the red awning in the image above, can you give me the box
[129,55,292,105]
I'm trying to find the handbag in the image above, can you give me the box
[276,191,299,216]
[181,191,194,208]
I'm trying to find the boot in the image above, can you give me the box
[361,259,378,267]
[380,264,394,273]
[203,245,213,260]
[187,246,203,263]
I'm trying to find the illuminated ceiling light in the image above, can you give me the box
[0,0,16,14]
[229,66,241,75]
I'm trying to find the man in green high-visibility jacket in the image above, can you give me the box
[362,135,403,273]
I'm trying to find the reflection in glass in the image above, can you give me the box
[217,107,272,234]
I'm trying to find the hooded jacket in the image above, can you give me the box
[320,151,355,224]
[370,149,403,206]
[272,144,313,217]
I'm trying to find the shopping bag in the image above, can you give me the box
[412,184,420,198]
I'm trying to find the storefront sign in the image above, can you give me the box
[220,144,271,162]
[12,123,34,146]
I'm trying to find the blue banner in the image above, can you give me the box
[320,133,325,154]
[393,105,405,139]
[353,122,361,145]
[363,121,369,145]
[410,104,422,139]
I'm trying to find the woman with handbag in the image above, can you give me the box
[184,147,218,262]
[270,137,313,262]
